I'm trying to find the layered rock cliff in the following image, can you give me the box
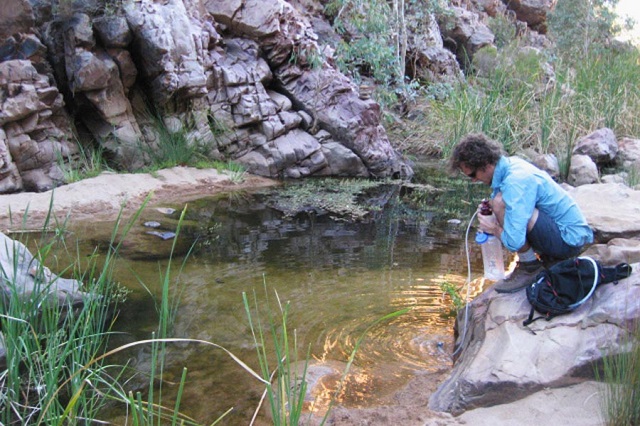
[0,0,558,193]
[1,0,417,193]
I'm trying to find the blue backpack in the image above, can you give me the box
[523,256,632,327]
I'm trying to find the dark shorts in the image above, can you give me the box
[527,210,583,260]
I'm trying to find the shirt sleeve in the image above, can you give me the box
[499,176,537,252]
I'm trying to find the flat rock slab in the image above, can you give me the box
[569,183,640,242]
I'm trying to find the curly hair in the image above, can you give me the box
[449,133,504,173]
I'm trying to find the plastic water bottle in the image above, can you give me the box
[475,231,505,281]
[476,199,505,281]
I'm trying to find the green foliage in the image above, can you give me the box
[548,0,623,61]
[0,200,142,424]
[207,112,231,138]
[487,13,517,49]
[440,281,465,312]
[58,141,109,183]
[243,286,310,426]
[597,323,640,425]
[290,44,325,69]
[325,0,428,107]
[141,114,207,171]
[218,161,247,184]
[397,32,640,179]
[329,0,399,82]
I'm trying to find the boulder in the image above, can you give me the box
[617,137,640,170]
[569,183,640,242]
[583,238,640,266]
[429,262,640,415]
[405,9,464,84]
[0,232,87,309]
[573,127,618,165]
[567,154,598,186]
[531,152,560,180]
[438,6,495,69]
[0,0,35,40]
[429,184,640,416]
[503,0,554,34]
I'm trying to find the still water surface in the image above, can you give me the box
[68,182,489,424]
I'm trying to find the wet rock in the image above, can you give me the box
[146,230,176,240]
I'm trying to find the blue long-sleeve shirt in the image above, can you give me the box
[491,156,593,252]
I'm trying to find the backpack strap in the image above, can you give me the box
[567,256,599,310]
[523,307,546,328]
[607,262,633,284]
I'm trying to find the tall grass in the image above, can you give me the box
[597,323,640,425]
[56,141,109,184]
[244,284,310,425]
[141,114,206,170]
[395,41,640,176]
[0,197,147,424]
[0,199,266,425]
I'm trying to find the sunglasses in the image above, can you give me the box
[463,169,477,179]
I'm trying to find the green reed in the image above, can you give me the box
[597,322,640,425]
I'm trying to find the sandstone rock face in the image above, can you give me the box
[0,0,420,193]
[438,6,495,69]
[0,60,78,192]
[583,238,640,266]
[617,137,640,170]
[405,9,464,84]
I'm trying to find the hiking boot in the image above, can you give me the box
[493,260,544,294]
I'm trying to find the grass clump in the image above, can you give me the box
[597,323,640,425]
[0,204,140,424]
[58,141,109,183]
[141,114,207,170]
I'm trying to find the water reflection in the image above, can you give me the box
[70,182,489,424]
